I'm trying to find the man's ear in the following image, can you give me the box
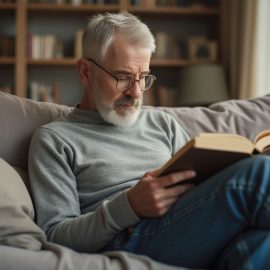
[76,59,91,87]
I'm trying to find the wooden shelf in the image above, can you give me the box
[127,6,220,16]
[27,3,120,13]
[151,58,189,67]
[28,58,77,66]
[0,3,16,10]
[0,57,15,65]
[26,3,219,16]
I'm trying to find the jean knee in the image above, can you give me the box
[249,155,270,173]
[231,155,270,189]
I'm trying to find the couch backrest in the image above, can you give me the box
[0,93,72,170]
[1,92,270,171]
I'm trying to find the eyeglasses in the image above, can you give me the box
[87,58,156,92]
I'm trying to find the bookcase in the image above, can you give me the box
[0,1,16,94]
[0,0,225,106]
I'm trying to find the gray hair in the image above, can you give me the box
[82,12,156,61]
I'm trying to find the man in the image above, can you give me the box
[29,12,270,269]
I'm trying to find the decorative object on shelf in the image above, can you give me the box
[154,32,180,59]
[188,36,217,62]
[28,81,60,103]
[178,64,229,106]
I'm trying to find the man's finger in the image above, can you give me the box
[158,170,196,188]
[160,184,194,200]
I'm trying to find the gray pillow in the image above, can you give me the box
[0,158,46,250]
[158,95,270,140]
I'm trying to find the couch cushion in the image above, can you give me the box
[0,158,46,250]
[0,93,72,170]
[157,95,270,140]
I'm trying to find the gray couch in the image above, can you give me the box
[1,92,270,270]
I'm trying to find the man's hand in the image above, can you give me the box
[127,170,196,218]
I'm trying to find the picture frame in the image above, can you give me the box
[188,36,217,62]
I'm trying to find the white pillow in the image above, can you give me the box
[0,158,46,250]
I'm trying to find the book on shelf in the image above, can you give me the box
[27,33,64,60]
[28,81,60,103]
[157,131,270,185]
[74,30,83,59]
[0,36,15,57]
[188,36,218,62]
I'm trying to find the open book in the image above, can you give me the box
[157,130,270,185]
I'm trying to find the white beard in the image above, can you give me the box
[91,86,143,127]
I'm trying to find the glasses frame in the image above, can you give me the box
[86,58,156,92]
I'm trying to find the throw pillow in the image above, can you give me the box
[0,158,46,250]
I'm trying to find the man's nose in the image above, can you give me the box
[125,80,142,99]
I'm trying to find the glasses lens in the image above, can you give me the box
[116,75,156,91]
[143,75,155,91]
[117,76,134,91]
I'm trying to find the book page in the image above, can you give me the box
[195,133,254,154]
[254,130,270,152]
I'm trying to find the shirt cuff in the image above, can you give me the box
[105,190,140,230]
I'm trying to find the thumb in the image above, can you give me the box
[144,168,161,178]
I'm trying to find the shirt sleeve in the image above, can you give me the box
[28,127,140,253]
[161,112,190,155]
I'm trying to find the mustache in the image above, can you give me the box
[114,96,142,108]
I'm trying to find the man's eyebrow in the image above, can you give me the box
[113,70,150,76]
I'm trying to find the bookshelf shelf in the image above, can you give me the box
[28,58,77,66]
[127,6,220,16]
[151,58,190,67]
[26,3,219,16]
[0,3,16,10]
[0,57,15,65]
[27,3,120,13]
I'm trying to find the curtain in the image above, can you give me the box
[224,0,270,99]
[254,0,270,97]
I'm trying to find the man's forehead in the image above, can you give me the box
[104,48,150,73]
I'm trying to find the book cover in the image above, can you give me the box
[157,132,270,185]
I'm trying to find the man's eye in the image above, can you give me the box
[116,75,127,79]
[118,76,132,81]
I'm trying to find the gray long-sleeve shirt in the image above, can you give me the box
[28,107,189,253]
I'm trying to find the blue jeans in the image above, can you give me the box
[104,156,270,269]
